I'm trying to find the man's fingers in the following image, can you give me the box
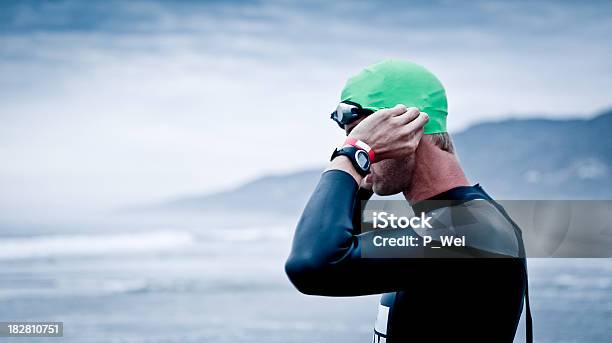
[394,108,421,124]
[372,104,418,119]
[376,104,408,117]
[403,111,429,132]
[389,104,409,117]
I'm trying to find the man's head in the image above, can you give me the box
[336,60,454,196]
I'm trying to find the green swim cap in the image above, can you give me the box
[341,59,448,134]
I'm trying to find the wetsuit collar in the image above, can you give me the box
[411,184,493,214]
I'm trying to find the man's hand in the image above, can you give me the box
[348,104,428,162]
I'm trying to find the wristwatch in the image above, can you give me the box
[331,145,371,176]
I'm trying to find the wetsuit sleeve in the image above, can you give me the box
[285,170,446,296]
[352,185,374,234]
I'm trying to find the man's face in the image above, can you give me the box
[344,117,416,196]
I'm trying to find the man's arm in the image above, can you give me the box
[285,105,432,296]
[285,168,423,296]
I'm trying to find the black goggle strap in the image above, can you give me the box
[331,101,374,128]
[340,100,374,118]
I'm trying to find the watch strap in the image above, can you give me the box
[330,146,371,176]
[344,137,375,161]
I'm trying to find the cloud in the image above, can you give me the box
[0,0,611,223]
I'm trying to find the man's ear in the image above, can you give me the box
[412,134,438,161]
[417,134,455,162]
[416,134,431,150]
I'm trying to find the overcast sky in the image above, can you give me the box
[1,0,611,223]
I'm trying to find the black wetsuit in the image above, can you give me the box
[285,170,531,342]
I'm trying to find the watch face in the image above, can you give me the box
[354,150,370,170]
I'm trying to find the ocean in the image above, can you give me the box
[0,218,610,342]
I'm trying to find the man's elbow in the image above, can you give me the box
[284,255,329,296]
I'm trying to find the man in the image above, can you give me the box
[285,60,531,342]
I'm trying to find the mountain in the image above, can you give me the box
[455,109,612,199]
[160,169,322,214]
[158,110,612,214]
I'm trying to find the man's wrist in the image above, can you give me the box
[327,156,364,184]
[344,137,375,161]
